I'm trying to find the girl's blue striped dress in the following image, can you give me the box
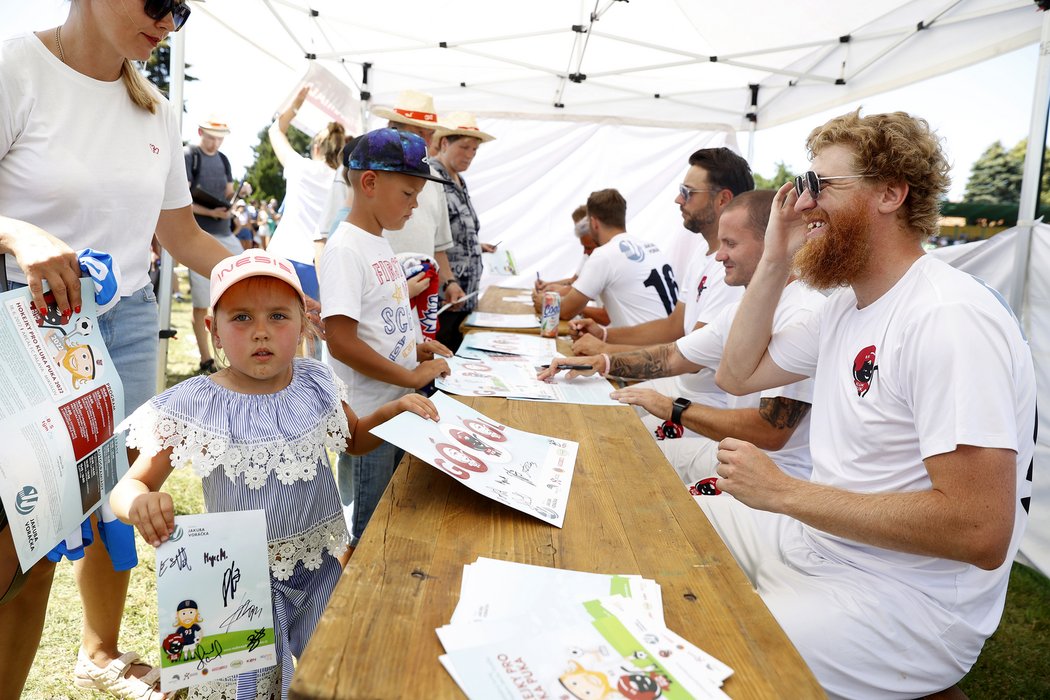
[124,357,350,700]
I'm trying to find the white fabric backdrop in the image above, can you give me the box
[930,225,1049,575]
[450,116,738,291]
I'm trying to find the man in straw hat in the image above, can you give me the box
[372,91,464,314]
[185,115,239,375]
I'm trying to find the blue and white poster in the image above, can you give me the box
[155,510,276,692]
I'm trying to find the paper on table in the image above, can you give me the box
[440,597,731,699]
[502,294,534,304]
[369,392,578,527]
[450,557,664,626]
[435,356,553,399]
[459,331,557,360]
[464,311,540,328]
[436,355,622,406]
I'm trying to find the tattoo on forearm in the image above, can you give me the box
[609,344,674,379]
[759,397,811,430]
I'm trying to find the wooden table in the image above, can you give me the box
[291,397,824,698]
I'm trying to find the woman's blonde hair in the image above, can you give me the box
[120,58,160,113]
[314,122,347,169]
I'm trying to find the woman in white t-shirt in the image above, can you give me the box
[265,86,346,302]
[0,2,233,699]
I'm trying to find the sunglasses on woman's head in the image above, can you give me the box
[144,0,191,31]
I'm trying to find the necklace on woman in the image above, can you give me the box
[55,26,66,64]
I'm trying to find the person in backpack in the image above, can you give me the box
[185,116,240,374]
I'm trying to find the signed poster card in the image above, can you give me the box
[369,392,578,527]
[0,279,128,569]
[155,510,276,692]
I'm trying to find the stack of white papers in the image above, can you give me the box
[438,558,733,699]
[464,311,540,329]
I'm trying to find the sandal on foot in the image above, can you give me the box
[74,650,165,700]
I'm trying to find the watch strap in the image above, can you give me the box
[670,397,691,425]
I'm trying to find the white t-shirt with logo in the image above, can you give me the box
[572,232,677,328]
[676,281,826,479]
[767,255,1035,648]
[320,222,416,414]
[0,34,191,296]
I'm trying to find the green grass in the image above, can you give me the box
[21,268,1050,698]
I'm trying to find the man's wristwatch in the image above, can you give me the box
[670,397,692,424]
[442,279,460,293]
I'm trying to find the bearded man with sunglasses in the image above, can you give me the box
[0,1,230,698]
[711,110,1036,698]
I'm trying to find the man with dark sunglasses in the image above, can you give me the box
[712,109,1036,698]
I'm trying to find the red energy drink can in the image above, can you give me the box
[540,291,560,338]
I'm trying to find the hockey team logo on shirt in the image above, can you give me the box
[696,274,708,301]
[618,239,646,262]
[852,345,878,397]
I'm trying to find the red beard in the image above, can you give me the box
[793,202,873,290]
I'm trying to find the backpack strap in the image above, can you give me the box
[188,144,201,189]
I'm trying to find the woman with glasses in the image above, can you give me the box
[0,2,229,698]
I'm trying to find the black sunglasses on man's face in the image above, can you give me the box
[145,0,191,31]
[793,170,866,200]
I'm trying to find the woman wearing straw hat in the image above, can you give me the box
[430,111,496,352]
[371,90,464,315]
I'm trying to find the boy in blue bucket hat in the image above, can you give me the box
[318,128,454,556]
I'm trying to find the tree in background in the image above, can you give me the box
[963,138,1050,206]
[753,161,796,190]
[141,38,196,105]
[242,125,312,204]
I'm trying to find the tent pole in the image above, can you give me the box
[155,29,187,393]
[1009,8,1050,322]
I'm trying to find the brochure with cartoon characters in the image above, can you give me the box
[464,311,541,329]
[439,596,732,699]
[369,392,578,527]
[155,510,276,692]
[0,279,127,569]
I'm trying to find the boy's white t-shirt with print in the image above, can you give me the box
[320,222,416,414]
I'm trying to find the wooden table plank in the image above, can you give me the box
[291,393,824,699]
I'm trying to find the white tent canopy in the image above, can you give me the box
[193,0,1042,131]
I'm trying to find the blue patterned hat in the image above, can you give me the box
[348,128,450,184]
